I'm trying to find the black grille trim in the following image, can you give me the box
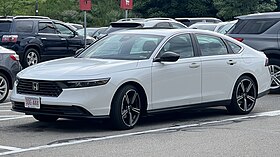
[17,79,63,97]
[12,102,93,118]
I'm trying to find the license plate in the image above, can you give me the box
[24,97,41,109]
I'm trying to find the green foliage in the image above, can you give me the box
[213,0,277,20]
[0,0,279,26]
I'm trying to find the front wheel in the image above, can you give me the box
[33,115,58,122]
[227,76,257,114]
[110,85,141,130]
[0,73,9,103]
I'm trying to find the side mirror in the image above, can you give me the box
[153,51,180,62]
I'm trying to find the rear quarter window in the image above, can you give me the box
[15,21,34,33]
[0,21,11,32]
[226,40,242,53]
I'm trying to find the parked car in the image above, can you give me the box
[99,19,188,38]
[11,29,270,130]
[91,27,108,39]
[0,16,94,68]
[189,22,228,32]
[217,20,237,34]
[175,17,222,26]
[0,46,21,102]
[227,12,280,93]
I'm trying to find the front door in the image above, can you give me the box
[151,34,201,110]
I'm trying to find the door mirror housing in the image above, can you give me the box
[154,51,180,62]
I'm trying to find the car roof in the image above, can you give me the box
[111,28,225,37]
[175,17,222,21]
[236,12,280,19]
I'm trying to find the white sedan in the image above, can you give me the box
[11,29,271,130]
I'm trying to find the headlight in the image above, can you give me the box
[64,78,110,88]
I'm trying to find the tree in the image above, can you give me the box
[213,0,277,20]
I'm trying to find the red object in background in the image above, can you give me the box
[120,0,133,10]
[80,0,92,11]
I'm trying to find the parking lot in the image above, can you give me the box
[0,94,279,156]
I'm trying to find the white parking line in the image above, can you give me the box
[0,145,22,151]
[0,116,32,122]
[0,110,280,156]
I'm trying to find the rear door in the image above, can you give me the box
[37,21,68,58]
[195,34,241,102]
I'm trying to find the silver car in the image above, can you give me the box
[0,46,21,102]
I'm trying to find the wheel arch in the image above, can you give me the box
[262,49,280,60]
[236,73,258,93]
[24,44,41,55]
[111,81,148,115]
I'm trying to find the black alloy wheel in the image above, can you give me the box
[110,85,141,130]
[227,76,257,114]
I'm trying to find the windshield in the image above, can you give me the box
[77,34,164,60]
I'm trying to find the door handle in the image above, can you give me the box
[189,63,200,68]
[61,38,66,41]
[227,60,237,65]
[41,38,46,40]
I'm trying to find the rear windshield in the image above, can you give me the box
[0,21,12,32]
[230,19,279,34]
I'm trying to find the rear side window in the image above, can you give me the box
[0,21,11,32]
[155,22,171,28]
[232,19,278,34]
[197,34,228,56]
[15,21,34,33]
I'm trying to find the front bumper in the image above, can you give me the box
[11,81,117,118]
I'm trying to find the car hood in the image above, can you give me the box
[18,57,139,80]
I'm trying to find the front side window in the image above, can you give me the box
[38,22,56,34]
[54,23,73,35]
[15,21,33,33]
[77,34,164,60]
[158,34,194,58]
[155,22,171,28]
[196,34,228,56]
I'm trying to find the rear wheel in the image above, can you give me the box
[268,58,280,94]
[23,48,40,68]
[33,115,58,122]
[227,76,257,114]
[110,85,141,130]
[0,73,9,103]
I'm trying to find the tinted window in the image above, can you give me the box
[0,21,11,32]
[159,34,194,58]
[197,34,228,56]
[38,22,56,34]
[234,19,278,34]
[227,41,242,53]
[15,21,33,33]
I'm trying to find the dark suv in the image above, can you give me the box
[228,12,280,93]
[0,16,93,68]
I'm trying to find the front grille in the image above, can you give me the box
[17,79,63,97]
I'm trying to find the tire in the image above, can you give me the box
[110,85,142,130]
[33,115,59,122]
[268,58,280,94]
[227,76,257,115]
[23,48,40,68]
[0,73,9,103]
